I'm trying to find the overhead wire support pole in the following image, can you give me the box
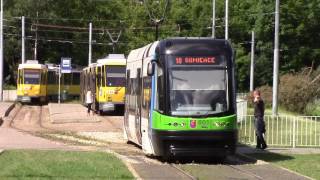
[143,0,169,41]
[34,11,38,60]
[225,0,229,40]
[272,0,280,116]
[106,29,122,53]
[0,0,3,101]
[22,16,25,64]
[88,22,92,65]
[250,31,255,91]
[212,0,215,38]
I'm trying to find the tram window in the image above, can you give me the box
[156,66,164,112]
[18,70,23,84]
[48,71,55,84]
[136,69,141,96]
[72,73,80,85]
[64,73,72,85]
[97,67,102,87]
[106,66,126,87]
[126,70,130,95]
[24,69,40,84]
[102,65,106,87]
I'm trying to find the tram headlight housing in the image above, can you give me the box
[214,122,230,127]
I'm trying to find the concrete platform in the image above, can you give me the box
[49,103,100,123]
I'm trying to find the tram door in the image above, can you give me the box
[135,68,142,144]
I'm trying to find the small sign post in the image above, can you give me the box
[59,57,72,103]
[61,57,72,73]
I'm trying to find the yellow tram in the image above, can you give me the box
[47,64,81,101]
[80,54,126,113]
[17,60,48,103]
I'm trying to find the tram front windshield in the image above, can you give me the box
[24,69,40,84]
[168,56,229,116]
[106,66,126,87]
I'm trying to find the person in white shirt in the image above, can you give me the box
[86,89,93,116]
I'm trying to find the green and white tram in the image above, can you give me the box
[124,38,237,158]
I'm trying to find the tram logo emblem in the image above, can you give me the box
[190,120,196,128]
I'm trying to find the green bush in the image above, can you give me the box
[279,72,318,114]
[305,99,320,116]
[4,84,16,90]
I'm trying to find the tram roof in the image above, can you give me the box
[96,54,126,65]
[18,63,47,70]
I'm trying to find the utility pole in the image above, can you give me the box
[212,0,215,38]
[225,0,229,40]
[22,16,25,64]
[34,11,38,60]
[250,31,255,91]
[88,22,92,65]
[0,0,3,101]
[272,0,280,116]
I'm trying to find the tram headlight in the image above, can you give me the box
[214,122,230,127]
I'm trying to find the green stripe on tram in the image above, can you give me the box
[152,111,237,131]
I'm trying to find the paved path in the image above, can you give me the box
[49,103,100,123]
[47,104,122,132]
[0,127,75,150]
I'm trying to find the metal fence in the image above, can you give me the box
[238,115,320,148]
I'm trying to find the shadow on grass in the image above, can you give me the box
[238,144,294,163]
[247,152,294,163]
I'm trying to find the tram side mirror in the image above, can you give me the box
[147,61,156,76]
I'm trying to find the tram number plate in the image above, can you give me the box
[22,96,31,101]
[106,90,115,94]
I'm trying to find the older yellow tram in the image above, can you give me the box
[80,54,126,113]
[17,60,48,103]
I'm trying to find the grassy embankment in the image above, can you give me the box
[0,150,133,179]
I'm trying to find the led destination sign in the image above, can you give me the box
[174,56,223,65]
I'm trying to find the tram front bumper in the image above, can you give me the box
[17,96,31,103]
[151,129,238,157]
[99,102,124,112]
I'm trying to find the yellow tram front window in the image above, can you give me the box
[24,69,40,84]
[106,66,126,87]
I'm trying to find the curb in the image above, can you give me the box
[0,102,16,127]
[4,103,16,117]
[102,149,142,180]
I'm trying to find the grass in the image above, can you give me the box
[0,150,133,180]
[249,153,320,180]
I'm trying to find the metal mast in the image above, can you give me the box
[212,0,215,38]
[22,16,25,64]
[272,0,280,116]
[250,31,255,91]
[88,22,92,65]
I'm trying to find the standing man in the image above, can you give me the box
[253,90,267,149]
[86,89,93,116]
